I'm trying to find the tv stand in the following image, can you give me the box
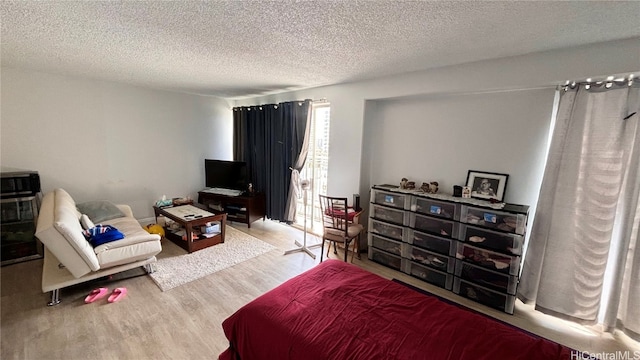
[197,191,266,228]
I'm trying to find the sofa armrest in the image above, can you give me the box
[115,204,134,218]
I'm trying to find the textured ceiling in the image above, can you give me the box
[1,1,639,99]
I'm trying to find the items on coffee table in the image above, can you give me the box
[153,204,226,253]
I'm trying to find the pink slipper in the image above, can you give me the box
[107,287,127,303]
[85,288,108,303]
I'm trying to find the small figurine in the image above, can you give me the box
[405,181,416,190]
[420,182,430,192]
[400,178,408,189]
[428,181,439,193]
[420,181,439,193]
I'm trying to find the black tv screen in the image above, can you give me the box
[205,159,248,190]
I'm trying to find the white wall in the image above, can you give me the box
[3,38,637,224]
[234,38,640,205]
[1,67,233,219]
[366,88,554,206]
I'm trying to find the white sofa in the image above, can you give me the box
[35,188,162,305]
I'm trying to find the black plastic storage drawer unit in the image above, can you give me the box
[460,205,527,235]
[371,188,411,210]
[412,196,460,221]
[371,203,410,226]
[403,261,454,290]
[368,247,404,271]
[368,233,403,257]
[407,229,455,256]
[410,212,459,238]
[405,244,453,273]
[455,242,521,276]
[454,259,518,295]
[458,224,523,255]
[368,185,529,315]
[453,278,516,314]
[369,218,408,242]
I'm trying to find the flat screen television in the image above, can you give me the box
[204,159,248,190]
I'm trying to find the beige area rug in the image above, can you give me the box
[149,226,276,291]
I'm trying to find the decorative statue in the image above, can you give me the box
[400,178,408,189]
[428,181,439,193]
[420,181,439,193]
[420,182,430,192]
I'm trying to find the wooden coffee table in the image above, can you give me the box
[153,204,227,253]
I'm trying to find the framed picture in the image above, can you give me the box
[466,170,509,202]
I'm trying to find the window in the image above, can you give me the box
[294,103,330,234]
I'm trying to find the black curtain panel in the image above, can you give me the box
[248,105,270,196]
[232,108,246,162]
[232,100,311,222]
[233,105,273,197]
[269,104,289,221]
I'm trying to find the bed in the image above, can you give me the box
[220,260,572,360]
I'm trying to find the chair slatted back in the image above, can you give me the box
[319,195,349,236]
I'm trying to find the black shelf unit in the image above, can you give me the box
[197,191,265,228]
[1,168,43,266]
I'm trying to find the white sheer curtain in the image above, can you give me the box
[284,100,312,222]
[518,77,639,340]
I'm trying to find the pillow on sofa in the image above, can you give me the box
[80,214,95,230]
[76,201,126,223]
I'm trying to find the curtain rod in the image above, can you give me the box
[233,98,328,110]
[562,73,637,90]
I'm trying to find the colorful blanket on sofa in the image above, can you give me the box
[82,225,124,247]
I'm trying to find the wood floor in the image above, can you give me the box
[1,220,638,359]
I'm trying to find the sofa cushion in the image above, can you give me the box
[95,239,162,269]
[95,216,162,268]
[54,206,100,271]
[96,217,161,252]
[77,200,126,223]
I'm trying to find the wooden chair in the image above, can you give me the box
[318,195,364,262]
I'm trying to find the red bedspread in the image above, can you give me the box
[220,260,571,360]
